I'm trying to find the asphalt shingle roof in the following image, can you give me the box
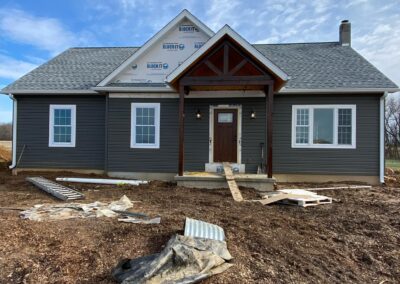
[2,47,138,91]
[2,42,397,92]
[254,42,397,89]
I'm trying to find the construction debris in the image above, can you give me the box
[56,177,148,186]
[184,217,225,241]
[223,162,244,202]
[112,234,233,284]
[20,195,135,221]
[253,192,314,205]
[277,189,332,207]
[26,177,84,201]
[286,185,372,192]
[118,217,161,224]
[258,189,333,207]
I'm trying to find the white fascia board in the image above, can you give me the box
[2,89,98,94]
[93,86,175,93]
[97,10,215,87]
[279,87,400,94]
[166,25,289,83]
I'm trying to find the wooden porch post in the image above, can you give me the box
[266,84,274,178]
[178,85,188,176]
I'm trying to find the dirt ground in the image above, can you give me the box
[0,159,399,283]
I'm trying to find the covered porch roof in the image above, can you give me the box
[166,25,288,92]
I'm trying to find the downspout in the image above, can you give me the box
[380,92,388,184]
[8,94,17,169]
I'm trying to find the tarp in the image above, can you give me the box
[112,235,233,284]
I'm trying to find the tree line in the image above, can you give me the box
[385,96,400,160]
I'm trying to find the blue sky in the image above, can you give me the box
[1,0,399,123]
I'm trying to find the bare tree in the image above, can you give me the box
[0,123,12,141]
[385,97,400,159]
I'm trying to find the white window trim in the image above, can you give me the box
[131,103,160,149]
[291,104,356,149]
[49,104,76,147]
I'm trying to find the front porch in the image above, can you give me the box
[165,28,288,180]
[175,171,276,191]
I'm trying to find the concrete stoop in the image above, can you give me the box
[174,172,276,191]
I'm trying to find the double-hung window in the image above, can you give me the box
[292,105,356,149]
[131,103,160,148]
[49,105,76,147]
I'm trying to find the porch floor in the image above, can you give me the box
[174,171,276,191]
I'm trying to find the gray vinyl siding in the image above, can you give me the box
[273,94,381,176]
[14,93,381,176]
[107,99,179,173]
[15,95,105,169]
[107,97,266,173]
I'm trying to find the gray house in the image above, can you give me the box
[2,10,398,185]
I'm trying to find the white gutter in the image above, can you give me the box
[9,94,17,169]
[0,89,98,95]
[278,87,400,94]
[380,92,388,184]
[92,86,175,93]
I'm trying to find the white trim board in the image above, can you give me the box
[97,10,214,87]
[166,25,289,84]
[48,105,76,148]
[109,90,266,99]
[279,87,400,94]
[209,105,242,164]
[110,93,179,98]
[1,90,98,95]
[291,104,356,149]
[93,86,175,93]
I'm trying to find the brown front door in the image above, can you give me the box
[213,109,238,163]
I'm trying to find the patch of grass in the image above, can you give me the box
[386,159,400,170]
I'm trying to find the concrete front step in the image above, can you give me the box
[174,172,276,191]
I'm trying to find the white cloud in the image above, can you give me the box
[0,9,86,54]
[353,20,400,86]
[206,0,241,31]
[0,54,38,80]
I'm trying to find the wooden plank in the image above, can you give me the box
[223,163,244,202]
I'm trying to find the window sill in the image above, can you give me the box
[292,144,356,149]
[130,144,160,149]
[48,143,76,148]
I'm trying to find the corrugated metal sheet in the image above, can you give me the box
[184,217,225,241]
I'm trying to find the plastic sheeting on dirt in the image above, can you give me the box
[112,234,233,284]
[20,195,134,221]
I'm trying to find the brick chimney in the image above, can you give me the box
[339,20,351,46]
